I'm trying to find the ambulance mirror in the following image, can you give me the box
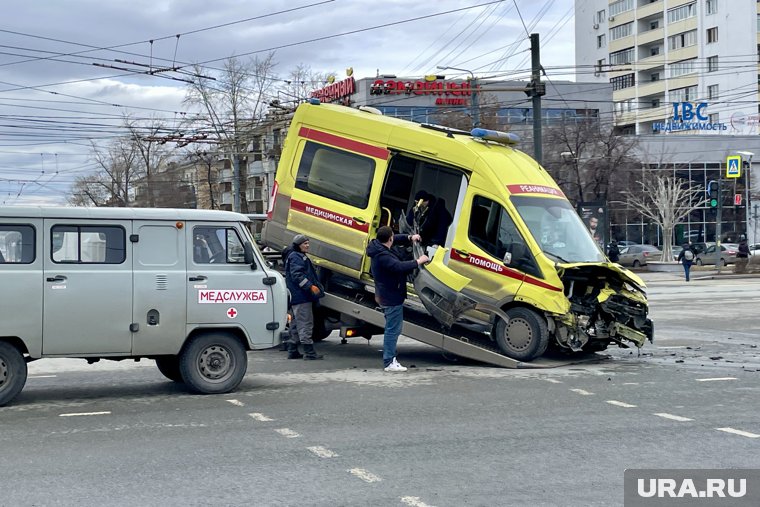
[243,241,257,269]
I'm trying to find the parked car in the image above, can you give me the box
[617,244,663,267]
[749,243,760,255]
[695,243,739,266]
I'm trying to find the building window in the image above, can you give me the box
[610,73,636,91]
[610,22,633,40]
[707,27,718,43]
[706,0,717,15]
[597,34,606,48]
[669,58,696,77]
[609,0,633,17]
[595,58,607,74]
[667,3,696,23]
[610,48,635,65]
[757,14,760,32]
[651,99,661,108]
[650,20,660,30]
[650,46,660,56]
[708,55,719,72]
[669,86,698,103]
[708,84,719,100]
[597,9,606,23]
[668,30,697,51]
[709,113,719,124]
[650,72,660,82]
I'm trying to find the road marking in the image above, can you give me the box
[226,399,244,407]
[716,427,760,439]
[606,400,637,408]
[696,377,737,382]
[657,346,687,349]
[349,468,382,483]
[543,379,562,384]
[28,375,57,379]
[401,497,436,507]
[654,413,693,422]
[249,413,273,422]
[570,388,594,395]
[307,446,339,458]
[274,428,301,438]
[623,382,640,385]
[59,411,111,417]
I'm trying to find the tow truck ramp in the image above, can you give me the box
[321,291,603,369]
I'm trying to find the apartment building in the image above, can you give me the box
[576,0,759,135]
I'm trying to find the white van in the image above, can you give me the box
[0,207,288,406]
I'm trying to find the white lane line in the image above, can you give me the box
[716,427,760,439]
[226,399,244,407]
[657,346,687,349]
[623,383,640,385]
[349,468,382,483]
[606,400,637,408]
[543,379,562,384]
[249,413,274,422]
[28,375,57,379]
[696,377,737,382]
[401,496,436,507]
[274,428,301,438]
[570,388,594,396]
[307,446,339,458]
[653,413,693,422]
[59,411,111,417]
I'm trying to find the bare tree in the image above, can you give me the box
[186,149,220,209]
[185,54,278,213]
[73,136,141,206]
[624,171,706,262]
[124,116,172,207]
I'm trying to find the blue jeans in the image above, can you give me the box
[381,305,404,367]
[683,261,691,281]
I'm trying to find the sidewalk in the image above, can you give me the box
[636,267,760,284]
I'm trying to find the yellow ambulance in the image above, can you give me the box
[262,101,652,361]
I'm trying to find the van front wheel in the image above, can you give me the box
[493,307,549,361]
[0,342,27,407]
[155,356,183,383]
[179,334,248,394]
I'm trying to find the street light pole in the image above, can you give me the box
[737,151,754,242]
[436,65,479,128]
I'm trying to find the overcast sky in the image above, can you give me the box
[0,0,574,206]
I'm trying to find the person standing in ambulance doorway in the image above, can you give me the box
[366,226,429,372]
[285,234,325,360]
[406,190,453,248]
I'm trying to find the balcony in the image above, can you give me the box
[610,34,635,54]
[637,80,666,97]
[666,45,698,63]
[636,0,663,19]
[219,168,233,181]
[248,160,264,176]
[637,26,664,46]
[221,192,233,206]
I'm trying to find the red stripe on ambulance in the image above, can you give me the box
[298,127,390,160]
[290,199,370,232]
[450,249,562,292]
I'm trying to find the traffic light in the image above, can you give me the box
[708,180,720,208]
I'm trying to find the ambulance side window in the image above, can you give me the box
[295,141,375,208]
[0,225,35,264]
[469,196,540,277]
[51,225,125,264]
[193,226,247,265]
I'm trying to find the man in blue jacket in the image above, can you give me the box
[285,234,325,360]
[366,226,429,372]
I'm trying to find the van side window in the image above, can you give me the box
[295,141,375,208]
[52,226,125,264]
[193,226,247,264]
[0,225,35,264]
[469,196,540,277]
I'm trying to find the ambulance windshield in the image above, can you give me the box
[511,195,605,263]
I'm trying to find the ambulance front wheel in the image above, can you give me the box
[493,307,549,361]
[0,341,27,407]
[179,333,248,394]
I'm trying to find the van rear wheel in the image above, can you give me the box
[155,356,183,383]
[179,334,248,394]
[493,307,549,361]
[0,342,27,407]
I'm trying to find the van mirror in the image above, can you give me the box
[502,251,512,265]
[243,241,257,269]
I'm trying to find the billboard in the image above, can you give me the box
[577,202,608,248]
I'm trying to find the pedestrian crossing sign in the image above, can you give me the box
[726,155,741,178]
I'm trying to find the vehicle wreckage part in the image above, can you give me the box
[493,307,550,361]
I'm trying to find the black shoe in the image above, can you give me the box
[288,351,304,359]
[303,344,324,360]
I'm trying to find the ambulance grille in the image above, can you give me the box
[155,274,168,290]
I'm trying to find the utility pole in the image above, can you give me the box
[526,33,546,164]
[715,179,723,271]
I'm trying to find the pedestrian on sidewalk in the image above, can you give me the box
[366,226,429,372]
[676,243,695,282]
[736,236,750,273]
[284,234,325,360]
[607,240,620,263]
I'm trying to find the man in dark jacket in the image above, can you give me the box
[406,190,453,247]
[285,234,325,360]
[607,240,620,263]
[676,243,695,282]
[366,226,429,372]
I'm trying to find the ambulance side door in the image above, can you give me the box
[287,135,388,276]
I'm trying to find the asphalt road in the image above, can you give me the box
[3,276,760,506]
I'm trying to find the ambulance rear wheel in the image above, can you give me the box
[494,307,549,361]
[155,356,183,383]
[0,342,27,407]
[179,333,248,394]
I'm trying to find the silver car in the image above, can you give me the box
[617,244,663,267]
[695,243,739,266]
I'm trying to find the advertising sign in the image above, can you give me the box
[577,202,608,249]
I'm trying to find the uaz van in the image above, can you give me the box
[0,207,288,406]
[262,101,653,361]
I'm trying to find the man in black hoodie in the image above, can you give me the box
[366,226,429,372]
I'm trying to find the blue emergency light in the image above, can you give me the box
[471,128,520,145]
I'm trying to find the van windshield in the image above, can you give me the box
[510,195,605,263]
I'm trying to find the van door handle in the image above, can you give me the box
[46,275,67,282]
[352,217,367,224]
[454,249,469,258]
[189,275,207,282]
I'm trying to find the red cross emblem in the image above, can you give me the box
[227,307,238,319]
